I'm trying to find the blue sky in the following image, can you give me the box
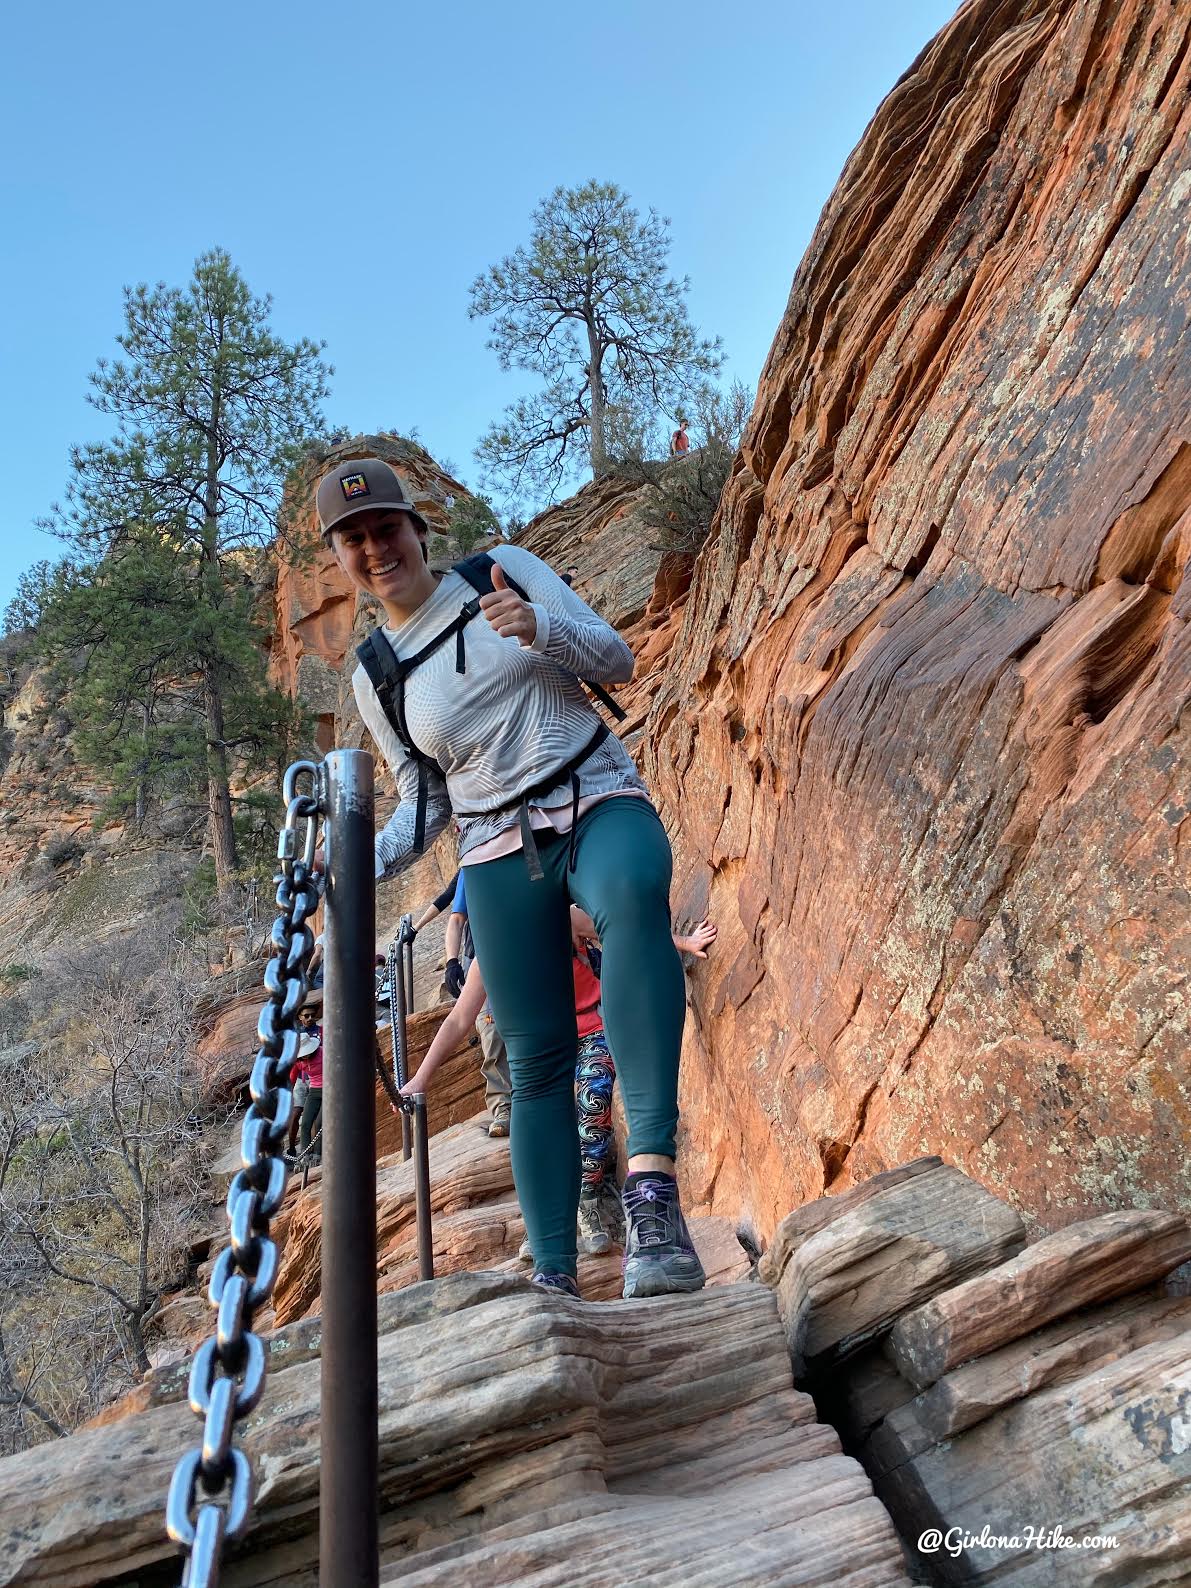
[0,0,957,613]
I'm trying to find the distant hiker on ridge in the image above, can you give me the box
[670,417,690,457]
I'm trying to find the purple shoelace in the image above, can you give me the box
[622,1179,695,1254]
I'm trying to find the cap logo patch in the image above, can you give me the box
[340,472,371,500]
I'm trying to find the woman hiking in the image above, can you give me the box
[316,455,703,1300]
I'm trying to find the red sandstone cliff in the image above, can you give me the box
[5,5,1191,1572]
[268,0,1191,1251]
[645,0,1191,1238]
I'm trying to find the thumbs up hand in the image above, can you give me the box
[480,560,538,646]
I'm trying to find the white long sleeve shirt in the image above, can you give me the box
[352,545,648,880]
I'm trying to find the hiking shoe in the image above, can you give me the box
[488,1108,510,1139]
[621,1177,706,1299]
[577,1192,612,1255]
[517,1235,533,1265]
[530,1271,580,1298]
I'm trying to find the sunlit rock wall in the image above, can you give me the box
[647,0,1191,1238]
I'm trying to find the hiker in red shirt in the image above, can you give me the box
[669,417,690,457]
[292,999,325,1162]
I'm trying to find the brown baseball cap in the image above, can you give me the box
[316,457,430,540]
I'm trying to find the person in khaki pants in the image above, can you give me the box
[475,1006,512,1136]
[445,870,511,1137]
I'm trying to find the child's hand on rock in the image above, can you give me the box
[676,918,717,958]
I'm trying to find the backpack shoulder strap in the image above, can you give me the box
[453,552,530,603]
[356,628,406,731]
[355,627,437,853]
[453,555,627,722]
[357,625,448,766]
[584,680,627,722]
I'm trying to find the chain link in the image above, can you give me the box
[382,914,422,1126]
[166,760,324,1587]
[374,1034,405,1113]
[387,914,416,1084]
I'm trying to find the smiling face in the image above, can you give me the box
[328,509,438,624]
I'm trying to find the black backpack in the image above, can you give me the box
[356,554,625,873]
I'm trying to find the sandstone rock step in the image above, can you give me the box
[377,1200,751,1304]
[888,1210,1191,1391]
[762,1158,1026,1380]
[275,1119,514,1323]
[875,1327,1191,1587]
[758,1158,942,1284]
[381,1461,914,1586]
[787,1170,1191,1586]
[0,1272,912,1588]
[868,1289,1191,1476]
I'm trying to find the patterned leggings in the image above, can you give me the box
[576,1031,616,1191]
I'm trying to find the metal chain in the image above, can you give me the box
[387,914,416,1086]
[373,1037,404,1111]
[386,938,405,1090]
[166,761,324,1588]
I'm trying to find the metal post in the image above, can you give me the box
[321,749,378,1588]
[411,1095,434,1280]
[393,931,412,1162]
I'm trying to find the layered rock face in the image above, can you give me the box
[0,1273,913,1588]
[516,472,700,759]
[760,1158,1191,1584]
[10,1152,1185,1583]
[648,0,1191,1237]
[517,471,679,633]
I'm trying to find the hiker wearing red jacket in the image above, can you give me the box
[292,1001,324,1160]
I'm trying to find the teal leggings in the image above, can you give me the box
[463,797,686,1277]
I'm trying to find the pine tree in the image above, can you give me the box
[446,493,502,557]
[470,181,722,500]
[45,249,330,891]
[25,538,304,847]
